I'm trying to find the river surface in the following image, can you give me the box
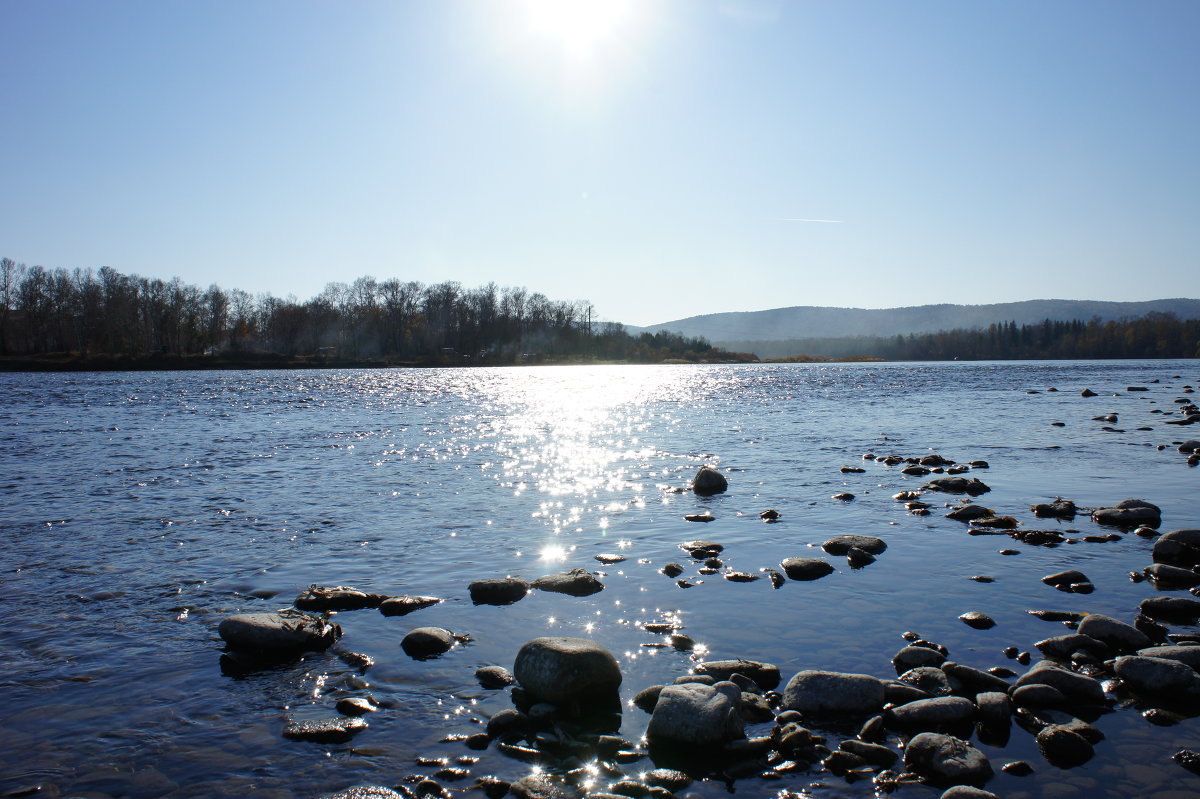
[1,361,1198,799]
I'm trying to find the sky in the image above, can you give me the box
[1,0,1197,327]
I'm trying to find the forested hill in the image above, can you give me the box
[633,299,1200,343]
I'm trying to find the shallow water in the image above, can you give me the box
[0,361,1198,798]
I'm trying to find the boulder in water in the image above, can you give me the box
[646,681,745,744]
[218,610,341,654]
[691,465,728,495]
[513,637,622,703]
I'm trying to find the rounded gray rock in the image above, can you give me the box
[782,669,885,717]
[1115,655,1200,700]
[1076,613,1151,653]
[401,626,454,659]
[513,637,621,703]
[885,696,976,733]
[468,577,529,605]
[646,680,745,744]
[780,557,834,581]
[904,732,993,787]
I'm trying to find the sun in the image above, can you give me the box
[516,0,641,66]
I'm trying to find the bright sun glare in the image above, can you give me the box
[517,0,641,66]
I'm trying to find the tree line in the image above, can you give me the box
[725,314,1200,361]
[0,258,742,365]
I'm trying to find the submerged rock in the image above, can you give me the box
[1036,725,1093,768]
[646,681,744,744]
[513,637,622,703]
[218,610,341,654]
[532,569,605,596]
[694,659,781,690]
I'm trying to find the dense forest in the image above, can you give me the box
[0,258,744,367]
[724,314,1200,361]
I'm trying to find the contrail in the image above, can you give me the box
[769,217,846,223]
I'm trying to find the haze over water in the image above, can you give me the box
[2,360,1199,798]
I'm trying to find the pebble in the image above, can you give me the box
[959,611,995,629]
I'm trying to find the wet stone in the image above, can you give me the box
[335,697,377,716]
[821,535,887,555]
[468,577,529,605]
[295,585,387,611]
[475,665,516,689]
[1037,725,1094,768]
[959,611,995,630]
[283,717,367,743]
[780,557,834,581]
[532,569,604,597]
[402,627,455,659]
[379,594,442,616]
[218,610,341,654]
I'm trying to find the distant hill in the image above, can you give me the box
[630,299,1200,345]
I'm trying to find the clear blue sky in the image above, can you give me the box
[2,0,1196,326]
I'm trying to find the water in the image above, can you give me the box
[0,361,1198,799]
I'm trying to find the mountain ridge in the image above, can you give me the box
[628,299,1200,344]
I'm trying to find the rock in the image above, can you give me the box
[218,610,341,654]
[1093,499,1162,527]
[832,492,855,501]
[1036,725,1094,768]
[646,681,745,744]
[945,504,994,521]
[846,547,875,568]
[1152,529,1200,568]
[513,637,621,703]
[532,569,604,596]
[468,577,529,605]
[1012,684,1067,709]
[1076,614,1152,653]
[694,659,781,690]
[378,595,442,616]
[782,670,885,717]
[821,535,887,555]
[294,585,386,611]
[692,465,728,495]
[959,611,995,630]
[760,508,781,520]
[1042,570,1089,589]
[335,697,377,716]
[903,732,993,788]
[924,477,991,496]
[282,717,367,743]
[840,738,898,767]
[643,769,692,791]
[661,562,684,577]
[1035,634,1111,663]
[886,696,976,732]
[684,512,715,522]
[1029,498,1075,519]
[1180,440,1200,453]
[1145,563,1200,589]
[476,665,516,689]
[634,685,664,712]
[975,691,1011,729]
[1081,388,1097,397]
[1013,661,1106,705]
[942,662,1012,695]
[402,627,455,659]
[899,666,954,697]
[1140,595,1200,623]
[1114,655,1200,700]
[940,788,1000,799]
[780,557,834,581]
[319,788,407,799]
[1135,645,1200,670]
[893,645,947,673]
[1173,749,1200,776]
[682,539,723,557]
[508,774,577,799]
